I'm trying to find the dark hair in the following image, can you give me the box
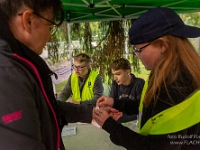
[0,0,64,25]
[110,58,131,71]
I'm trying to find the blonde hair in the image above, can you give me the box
[144,35,200,106]
[73,53,92,64]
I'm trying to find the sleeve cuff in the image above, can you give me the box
[102,117,120,133]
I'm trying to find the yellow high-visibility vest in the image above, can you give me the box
[138,78,200,136]
[71,70,98,102]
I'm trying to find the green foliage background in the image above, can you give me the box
[46,12,200,89]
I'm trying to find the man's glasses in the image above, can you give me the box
[133,43,150,57]
[72,64,87,70]
[33,12,59,36]
[18,12,59,36]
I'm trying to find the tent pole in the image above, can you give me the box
[124,20,128,58]
[67,23,73,74]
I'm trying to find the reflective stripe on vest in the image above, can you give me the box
[138,79,200,136]
[71,70,98,102]
[138,78,148,131]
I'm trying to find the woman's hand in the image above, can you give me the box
[109,108,123,121]
[93,107,121,126]
[96,96,114,108]
[93,108,110,127]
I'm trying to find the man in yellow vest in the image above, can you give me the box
[58,53,103,106]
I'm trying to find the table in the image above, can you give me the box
[62,120,138,150]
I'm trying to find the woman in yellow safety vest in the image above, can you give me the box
[93,7,200,150]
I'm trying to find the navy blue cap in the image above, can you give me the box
[129,7,200,45]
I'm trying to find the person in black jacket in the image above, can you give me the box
[0,0,93,150]
[93,7,200,150]
[109,58,144,123]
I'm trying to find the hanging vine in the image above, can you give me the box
[46,20,140,85]
[91,20,140,85]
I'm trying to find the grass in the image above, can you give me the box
[55,79,68,95]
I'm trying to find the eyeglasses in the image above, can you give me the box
[33,12,59,36]
[18,12,59,36]
[133,43,151,57]
[72,64,87,70]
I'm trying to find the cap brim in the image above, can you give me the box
[171,25,200,38]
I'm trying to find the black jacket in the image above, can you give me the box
[109,74,144,122]
[110,74,145,103]
[0,14,92,149]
